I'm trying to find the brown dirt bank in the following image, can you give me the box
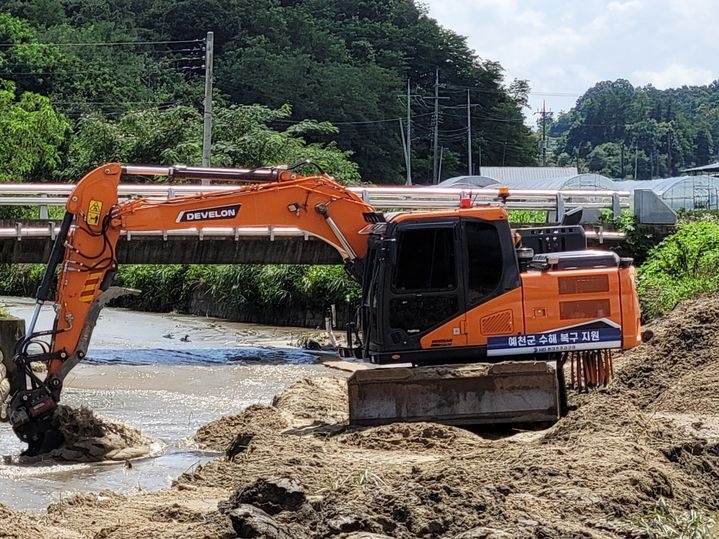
[4,296,719,538]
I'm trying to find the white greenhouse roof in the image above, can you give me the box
[436,175,499,188]
[490,173,617,191]
[476,167,578,182]
[615,175,719,195]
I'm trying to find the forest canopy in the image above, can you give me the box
[0,0,538,184]
[547,79,719,179]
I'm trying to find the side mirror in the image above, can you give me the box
[516,247,534,272]
[560,207,583,226]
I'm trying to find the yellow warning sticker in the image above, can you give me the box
[87,200,102,226]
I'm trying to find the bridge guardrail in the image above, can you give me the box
[0,223,622,246]
[0,183,630,246]
[0,183,630,222]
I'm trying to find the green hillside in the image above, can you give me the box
[1,0,538,183]
[549,79,719,179]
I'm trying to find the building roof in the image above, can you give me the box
[436,175,499,189]
[682,163,719,173]
[493,173,617,191]
[476,167,578,182]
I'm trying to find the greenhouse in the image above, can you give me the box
[436,175,499,189]
[439,173,617,191]
[492,173,617,191]
[616,175,719,211]
[439,171,719,216]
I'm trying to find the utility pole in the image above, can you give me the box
[667,131,672,176]
[620,143,625,178]
[399,119,409,183]
[405,79,412,185]
[430,69,449,184]
[202,31,214,182]
[432,69,440,184]
[467,89,472,175]
[634,145,639,179]
[398,79,421,185]
[477,142,482,175]
[535,100,551,166]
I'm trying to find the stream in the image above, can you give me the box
[0,296,336,511]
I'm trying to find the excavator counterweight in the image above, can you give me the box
[1,163,642,454]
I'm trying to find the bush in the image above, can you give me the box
[115,264,194,312]
[0,264,45,296]
[116,263,359,326]
[637,219,719,320]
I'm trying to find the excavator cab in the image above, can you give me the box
[344,208,640,427]
[359,213,521,366]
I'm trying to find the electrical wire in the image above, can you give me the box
[0,39,204,48]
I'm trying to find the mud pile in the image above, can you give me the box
[4,297,719,538]
[22,405,153,463]
[611,296,719,416]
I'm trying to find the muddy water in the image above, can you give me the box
[0,297,339,511]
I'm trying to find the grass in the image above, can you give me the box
[639,498,715,539]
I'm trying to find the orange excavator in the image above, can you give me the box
[2,162,642,454]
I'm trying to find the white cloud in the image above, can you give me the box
[607,0,642,13]
[633,64,716,89]
[667,0,719,19]
[514,8,546,28]
[420,0,719,115]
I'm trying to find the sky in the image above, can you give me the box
[421,0,719,119]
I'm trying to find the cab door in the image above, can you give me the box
[382,221,467,355]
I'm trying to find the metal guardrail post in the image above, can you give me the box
[594,225,605,244]
[39,193,49,220]
[612,193,621,220]
[555,194,565,222]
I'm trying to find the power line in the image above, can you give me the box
[0,39,203,48]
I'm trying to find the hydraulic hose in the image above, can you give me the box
[36,211,73,302]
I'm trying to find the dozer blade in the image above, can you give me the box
[348,361,561,427]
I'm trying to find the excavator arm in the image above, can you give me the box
[6,162,378,454]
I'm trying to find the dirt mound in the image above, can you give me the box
[338,422,481,452]
[7,296,719,537]
[271,377,348,424]
[0,502,84,539]
[194,404,291,451]
[614,295,719,413]
[177,376,719,538]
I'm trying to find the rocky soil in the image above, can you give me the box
[4,296,719,538]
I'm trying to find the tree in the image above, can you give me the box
[0,81,69,181]
[4,0,539,182]
[63,103,361,183]
[586,142,623,178]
